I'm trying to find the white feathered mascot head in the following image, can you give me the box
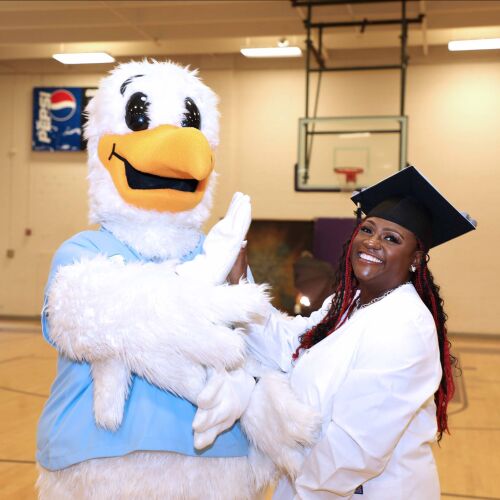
[85,59,219,259]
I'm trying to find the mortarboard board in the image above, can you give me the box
[351,166,477,249]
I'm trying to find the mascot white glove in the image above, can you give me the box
[192,368,256,450]
[176,192,251,285]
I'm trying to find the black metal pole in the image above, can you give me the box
[400,0,408,116]
[306,15,423,29]
[310,64,402,72]
[305,4,311,120]
[304,3,312,184]
[399,0,408,170]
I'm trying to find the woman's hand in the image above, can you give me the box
[227,244,248,284]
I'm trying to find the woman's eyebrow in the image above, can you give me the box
[382,227,405,239]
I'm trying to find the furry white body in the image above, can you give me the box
[47,254,269,429]
[37,61,319,499]
[38,452,270,500]
[38,371,318,500]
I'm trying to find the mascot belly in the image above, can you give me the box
[36,60,318,500]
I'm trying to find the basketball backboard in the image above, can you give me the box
[296,115,407,192]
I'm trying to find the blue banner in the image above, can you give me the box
[32,87,96,151]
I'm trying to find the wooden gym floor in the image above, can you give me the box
[0,319,499,500]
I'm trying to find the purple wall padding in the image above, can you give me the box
[313,218,357,269]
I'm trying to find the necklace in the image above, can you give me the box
[351,282,411,315]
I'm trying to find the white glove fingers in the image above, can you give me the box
[231,192,243,204]
[196,373,225,410]
[193,426,220,450]
[229,193,250,221]
[226,197,251,242]
[193,415,235,449]
[225,192,244,219]
[193,404,230,433]
[193,369,256,449]
[192,408,210,432]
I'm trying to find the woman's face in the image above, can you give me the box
[350,217,421,295]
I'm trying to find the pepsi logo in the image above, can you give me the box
[50,89,77,122]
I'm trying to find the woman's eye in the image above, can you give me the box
[125,92,150,131]
[360,226,372,234]
[384,234,401,244]
[181,97,201,129]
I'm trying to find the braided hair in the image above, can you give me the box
[292,225,360,356]
[413,239,457,442]
[293,223,456,442]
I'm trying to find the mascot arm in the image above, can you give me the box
[241,372,320,479]
[192,368,320,477]
[47,253,268,371]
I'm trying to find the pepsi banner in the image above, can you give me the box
[32,87,96,151]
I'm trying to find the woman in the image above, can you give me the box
[238,166,476,499]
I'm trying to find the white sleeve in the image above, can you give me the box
[294,313,442,499]
[245,295,333,372]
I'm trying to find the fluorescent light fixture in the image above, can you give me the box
[448,38,500,51]
[240,46,302,58]
[52,52,115,64]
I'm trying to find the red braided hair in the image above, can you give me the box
[292,226,360,360]
[412,240,456,442]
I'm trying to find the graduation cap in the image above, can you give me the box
[351,166,477,249]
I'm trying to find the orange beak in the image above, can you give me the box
[98,124,214,212]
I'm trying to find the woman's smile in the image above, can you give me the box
[357,252,383,264]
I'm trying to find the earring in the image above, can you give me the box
[409,265,416,272]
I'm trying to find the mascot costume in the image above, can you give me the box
[36,60,318,499]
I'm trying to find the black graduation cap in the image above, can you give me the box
[351,166,477,249]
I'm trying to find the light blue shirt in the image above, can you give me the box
[37,228,249,471]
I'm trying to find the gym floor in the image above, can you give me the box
[0,320,498,500]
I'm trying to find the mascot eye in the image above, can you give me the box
[125,92,150,131]
[181,97,201,130]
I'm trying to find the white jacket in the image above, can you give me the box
[246,283,442,500]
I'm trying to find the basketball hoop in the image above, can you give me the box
[334,167,364,191]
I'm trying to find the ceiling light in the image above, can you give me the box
[52,52,115,64]
[240,46,302,58]
[448,38,500,51]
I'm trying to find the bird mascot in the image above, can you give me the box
[36,60,318,500]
